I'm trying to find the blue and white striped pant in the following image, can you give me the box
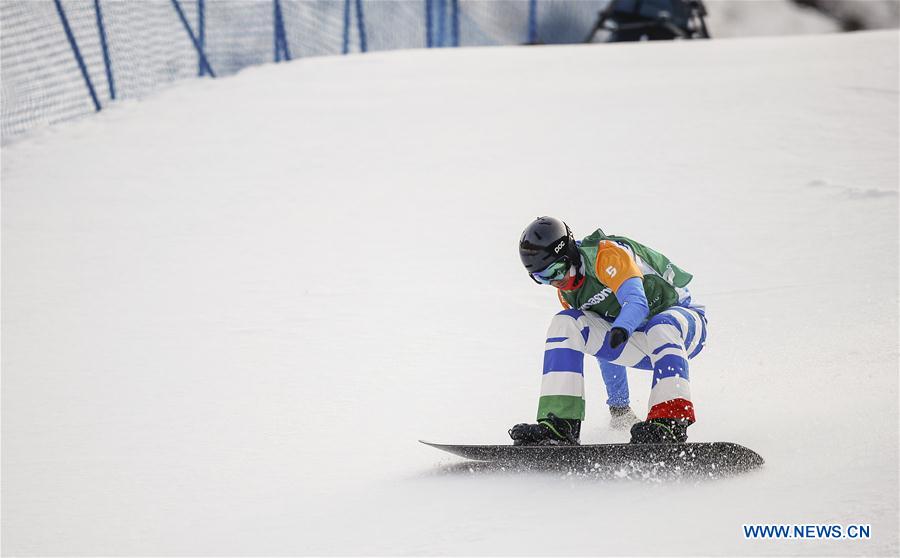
[540,306,707,422]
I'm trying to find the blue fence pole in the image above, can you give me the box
[197,0,205,75]
[54,0,101,112]
[274,0,282,61]
[425,0,433,48]
[273,0,280,62]
[528,0,538,44]
[342,0,351,54]
[171,0,215,77]
[435,0,445,47]
[354,0,367,53]
[274,0,292,61]
[450,0,459,47]
[93,0,115,100]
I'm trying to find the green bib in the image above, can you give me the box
[559,229,693,320]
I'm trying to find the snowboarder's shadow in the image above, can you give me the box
[432,460,751,482]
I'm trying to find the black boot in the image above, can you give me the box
[509,413,581,446]
[630,418,690,444]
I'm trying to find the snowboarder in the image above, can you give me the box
[510,216,707,445]
[584,0,711,43]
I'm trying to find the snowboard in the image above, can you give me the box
[420,440,764,476]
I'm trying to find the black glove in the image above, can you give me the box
[609,327,629,349]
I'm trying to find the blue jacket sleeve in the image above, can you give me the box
[611,277,649,334]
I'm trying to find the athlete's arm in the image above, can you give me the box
[612,277,649,333]
[595,241,649,334]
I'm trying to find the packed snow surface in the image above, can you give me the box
[2,31,898,556]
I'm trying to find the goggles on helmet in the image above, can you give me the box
[530,259,569,285]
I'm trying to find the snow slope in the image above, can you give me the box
[2,30,898,556]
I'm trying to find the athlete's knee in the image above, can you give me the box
[645,312,688,347]
[645,312,681,331]
[548,309,585,332]
[555,309,584,320]
[546,309,590,349]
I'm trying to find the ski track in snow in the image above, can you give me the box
[2,30,898,556]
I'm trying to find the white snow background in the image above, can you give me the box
[2,30,898,556]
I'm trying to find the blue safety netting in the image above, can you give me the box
[0,0,608,143]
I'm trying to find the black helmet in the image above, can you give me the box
[518,216,579,273]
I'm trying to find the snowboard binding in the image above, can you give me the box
[509,413,581,446]
[630,418,690,444]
